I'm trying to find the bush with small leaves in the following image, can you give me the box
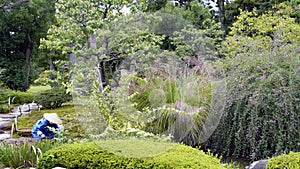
[36,87,71,109]
[267,152,300,169]
[37,139,226,169]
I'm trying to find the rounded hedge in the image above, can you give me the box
[36,87,71,109]
[37,139,226,169]
[267,152,300,169]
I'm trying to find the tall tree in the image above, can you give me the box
[40,0,135,91]
[0,0,55,91]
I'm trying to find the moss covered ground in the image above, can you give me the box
[17,104,85,138]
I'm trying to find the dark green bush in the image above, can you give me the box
[37,140,226,169]
[206,43,300,160]
[36,87,72,109]
[7,91,36,104]
[267,152,300,169]
[0,90,36,105]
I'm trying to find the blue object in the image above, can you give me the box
[32,118,59,141]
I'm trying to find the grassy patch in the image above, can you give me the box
[97,139,176,158]
[17,105,75,128]
[27,85,51,94]
[17,105,85,139]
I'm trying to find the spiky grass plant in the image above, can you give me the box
[129,69,212,146]
[0,140,59,168]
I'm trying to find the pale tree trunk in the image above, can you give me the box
[129,59,136,72]
[69,44,76,65]
[89,33,103,92]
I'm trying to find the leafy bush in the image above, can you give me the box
[36,87,72,109]
[0,90,36,105]
[207,43,300,160]
[267,152,300,169]
[7,90,36,104]
[37,139,226,169]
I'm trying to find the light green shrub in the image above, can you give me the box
[37,139,226,169]
[267,152,300,169]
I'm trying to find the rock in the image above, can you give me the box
[245,159,268,169]
[28,103,42,110]
[0,114,15,118]
[0,134,11,140]
[0,120,11,129]
[3,137,36,146]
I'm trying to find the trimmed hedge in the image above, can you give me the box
[267,152,300,169]
[37,140,226,169]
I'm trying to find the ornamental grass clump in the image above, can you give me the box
[0,140,59,168]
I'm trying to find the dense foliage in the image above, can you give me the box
[207,42,300,160]
[37,140,226,169]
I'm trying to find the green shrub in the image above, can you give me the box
[37,139,226,169]
[207,43,300,160]
[7,90,36,104]
[36,87,72,109]
[0,90,36,105]
[267,152,300,169]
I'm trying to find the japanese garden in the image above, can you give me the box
[0,0,299,168]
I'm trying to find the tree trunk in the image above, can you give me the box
[89,33,103,92]
[49,57,57,81]
[24,34,33,91]
[217,0,226,38]
[69,46,76,65]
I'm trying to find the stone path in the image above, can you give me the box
[0,102,42,141]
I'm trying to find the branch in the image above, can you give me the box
[1,0,30,11]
